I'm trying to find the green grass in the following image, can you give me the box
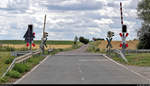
[6,70,21,78]
[0,40,74,45]
[3,54,45,83]
[111,53,150,66]
[0,52,14,78]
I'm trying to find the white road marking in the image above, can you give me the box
[81,77,85,81]
[76,62,85,81]
[14,55,51,84]
[103,54,150,84]
[79,59,109,62]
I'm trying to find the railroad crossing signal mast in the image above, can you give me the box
[119,2,129,55]
[23,24,36,50]
[40,14,48,54]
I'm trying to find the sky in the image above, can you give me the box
[0,0,143,40]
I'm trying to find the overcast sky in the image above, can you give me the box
[0,0,142,40]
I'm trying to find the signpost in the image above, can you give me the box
[119,2,129,55]
[106,31,114,55]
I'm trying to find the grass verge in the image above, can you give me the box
[111,53,150,67]
[87,41,101,53]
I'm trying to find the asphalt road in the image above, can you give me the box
[16,45,149,84]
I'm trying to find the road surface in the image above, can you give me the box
[15,45,149,84]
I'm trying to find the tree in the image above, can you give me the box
[74,36,78,45]
[79,36,89,44]
[137,0,150,49]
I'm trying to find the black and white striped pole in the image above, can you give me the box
[119,2,129,55]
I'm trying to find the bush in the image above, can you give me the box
[93,37,104,41]
[13,63,30,73]
[95,48,100,52]
[79,37,89,44]
[6,70,21,78]
[0,77,8,83]
[5,58,14,64]
[5,47,15,51]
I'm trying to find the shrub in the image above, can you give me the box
[13,63,29,73]
[6,70,21,78]
[27,58,33,63]
[5,58,14,64]
[59,49,64,51]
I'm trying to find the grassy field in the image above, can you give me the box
[99,40,139,50]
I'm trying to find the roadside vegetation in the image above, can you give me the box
[87,40,106,54]
[88,40,150,67]
[111,53,150,67]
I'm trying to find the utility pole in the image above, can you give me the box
[43,14,46,38]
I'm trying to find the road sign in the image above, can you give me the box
[106,31,114,55]
[106,38,112,48]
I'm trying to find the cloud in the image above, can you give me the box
[44,0,103,11]
[0,0,142,41]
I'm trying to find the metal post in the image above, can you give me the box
[29,41,32,51]
[120,2,126,55]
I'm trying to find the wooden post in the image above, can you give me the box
[41,14,47,54]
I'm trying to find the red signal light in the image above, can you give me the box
[126,33,129,37]
[120,44,122,47]
[32,43,35,47]
[26,42,29,47]
[126,44,128,47]
[119,33,122,37]
[33,32,35,36]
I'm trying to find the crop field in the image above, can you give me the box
[1,44,72,50]
[98,40,139,50]
[0,40,74,45]
[0,40,74,50]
